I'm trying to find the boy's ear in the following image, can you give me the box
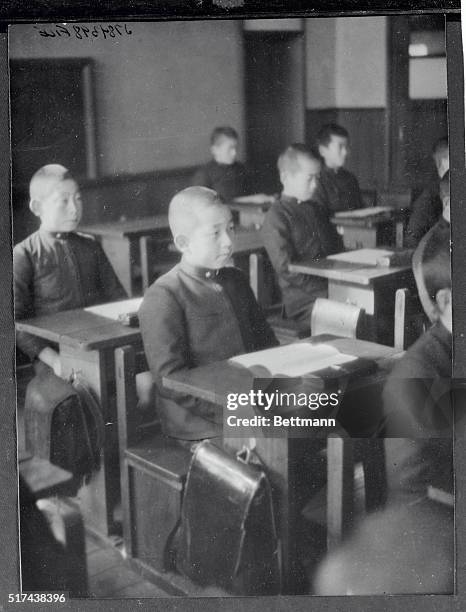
[29,199,42,217]
[435,287,451,313]
[279,169,288,186]
[174,233,189,252]
[318,144,327,158]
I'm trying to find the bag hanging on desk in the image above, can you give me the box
[177,441,281,595]
[24,363,104,485]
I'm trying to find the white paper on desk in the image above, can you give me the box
[229,343,355,377]
[84,297,143,320]
[328,248,393,266]
[334,206,393,219]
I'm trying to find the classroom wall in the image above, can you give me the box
[9,21,245,177]
[305,16,387,109]
[305,16,388,190]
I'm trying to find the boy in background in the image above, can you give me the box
[261,144,343,322]
[192,126,274,205]
[313,123,364,214]
[405,137,449,248]
[139,186,277,442]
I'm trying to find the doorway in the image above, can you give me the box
[244,31,305,193]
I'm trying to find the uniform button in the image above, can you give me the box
[206,271,211,278]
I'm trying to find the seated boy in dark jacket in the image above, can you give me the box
[405,137,449,248]
[14,164,127,474]
[313,123,363,214]
[261,144,343,322]
[383,225,453,504]
[192,126,273,205]
[139,186,278,442]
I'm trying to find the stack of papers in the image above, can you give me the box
[230,343,355,377]
[327,249,393,266]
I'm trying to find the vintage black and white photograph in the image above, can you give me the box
[9,13,456,600]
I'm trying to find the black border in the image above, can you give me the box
[1,5,465,611]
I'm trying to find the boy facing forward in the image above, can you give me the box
[192,126,273,205]
[139,187,278,442]
[313,123,364,214]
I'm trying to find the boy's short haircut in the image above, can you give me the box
[432,136,449,157]
[316,123,349,148]
[439,170,450,202]
[168,186,225,237]
[210,126,239,146]
[422,229,451,302]
[29,164,74,201]
[277,143,320,175]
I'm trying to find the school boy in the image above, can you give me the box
[405,137,449,248]
[14,164,127,473]
[192,126,273,204]
[383,228,453,504]
[313,123,364,213]
[412,170,450,323]
[138,186,278,442]
[313,231,454,596]
[261,144,343,322]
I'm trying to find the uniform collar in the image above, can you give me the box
[39,227,73,240]
[180,259,220,280]
[280,194,314,206]
[322,164,343,176]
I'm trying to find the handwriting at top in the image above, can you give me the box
[33,23,133,40]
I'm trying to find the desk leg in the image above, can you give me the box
[395,220,404,248]
[139,236,150,294]
[326,436,354,551]
[60,345,119,537]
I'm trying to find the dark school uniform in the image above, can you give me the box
[261,195,343,320]
[139,260,278,440]
[313,165,363,214]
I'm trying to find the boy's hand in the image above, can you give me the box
[37,347,62,378]
[135,371,155,410]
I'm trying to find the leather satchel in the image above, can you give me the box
[24,363,104,484]
[177,441,281,595]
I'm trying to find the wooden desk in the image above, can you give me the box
[331,208,408,250]
[80,216,170,296]
[289,251,415,345]
[163,336,401,593]
[16,309,142,537]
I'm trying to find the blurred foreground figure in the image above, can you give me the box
[313,500,453,595]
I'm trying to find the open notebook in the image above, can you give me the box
[85,297,143,323]
[229,343,355,377]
